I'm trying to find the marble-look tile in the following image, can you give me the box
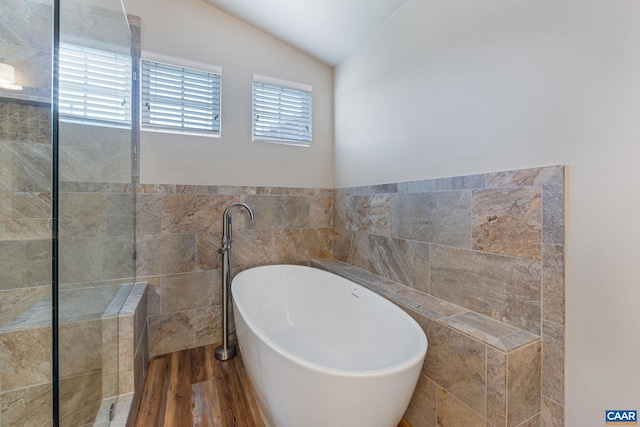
[58,237,102,284]
[136,184,175,194]
[486,166,563,190]
[346,194,391,236]
[196,232,222,271]
[486,348,507,427]
[332,229,370,270]
[542,321,564,405]
[430,246,542,334]
[232,229,273,268]
[161,270,220,313]
[398,179,436,193]
[508,342,542,426]
[244,195,310,230]
[391,191,472,248]
[439,311,539,352]
[101,316,118,398]
[102,236,136,280]
[161,194,233,234]
[0,381,52,426]
[472,187,542,260]
[310,195,333,229]
[436,386,485,427]
[60,371,102,426]
[134,324,149,397]
[404,373,437,427]
[435,174,485,191]
[380,282,467,320]
[0,0,52,51]
[542,245,564,324]
[369,235,430,293]
[118,312,135,395]
[0,286,49,327]
[0,239,51,289]
[517,414,541,427]
[9,142,51,192]
[148,311,195,357]
[176,184,218,195]
[541,397,563,427]
[140,275,161,317]
[59,320,102,379]
[0,217,50,240]
[99,136,132,184]
[0,192,50,219]
[59,145,102,183]
[332,195,348,230]
[136,194,162,235]
[0,326,51,391]
[273,228,332,264]
[412,315,486,416]
[543,184,564,245]
[195,305,222,347]
[136,234,196,276]
[106,193,135,237]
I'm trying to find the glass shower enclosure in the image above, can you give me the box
[0,0,136,425]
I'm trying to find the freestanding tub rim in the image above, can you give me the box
[231,264,428,378]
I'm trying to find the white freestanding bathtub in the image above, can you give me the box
[232,264,428,427]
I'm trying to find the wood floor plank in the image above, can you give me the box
[135,343,412,427]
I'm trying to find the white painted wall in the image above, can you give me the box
[335,0,640,425]
[123,0,334,188]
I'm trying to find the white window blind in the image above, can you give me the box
[141,59,221,136]
[252,75,312,146]
[59,43,131,126]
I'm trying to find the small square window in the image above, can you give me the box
[252,74,312,146]
[141,59,221,136]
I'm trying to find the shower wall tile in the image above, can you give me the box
[59,371,102,426]
[0,326,51,391]
[59,193,107,237]
[136,194,162,235]
[430,245,541,334]
[102,236,135,280]
[472,187,542,260]
[161,194,232,234]
[106,193,135,237]
[486,348,507,427]
[59,320,102,379]
[390,191,472,248]
[0,239,51,289]
[9,142,51,192]
[310,195,333,228]
[273,228,332,264]
[368,235,429,293]
[58,238,102,284]
[232,230,273,268]
[0,287,49,327]
[0,381,52,427]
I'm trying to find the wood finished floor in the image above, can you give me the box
[135,343,413,427]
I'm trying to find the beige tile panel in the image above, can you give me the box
[404,373,437,427]
[59,192,107,238]
[542,321,564,405]
[486,166,563,190]
[59,371,102,426]
[472,187,542,260]
[0,326,51,391]
[195,305,222,347]
[430,246,541,334]
[244,194,310,230]
[0,286,49,328]
[136,234,196,276]
[148,310,195,357]
[161,270,221,313]
[542,245,564,325]
[135,194,162,235]
[0,381,52,426]
[346,194,391,236]
[161,194,235,234]
[436,386,484,427]
[196,232,222,271]
[411,314,486,416]
[507,342,542,426]
[369,235,430,293]
[231,229,274,268]
[486,347,507,427]
[310,195,333,229]
[541,397,564,427]
[0,239,51,289]
[332,229,370,270]
[59,319,102,379]
[273,228,332,264]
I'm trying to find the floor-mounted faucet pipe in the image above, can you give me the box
[215,202,255,361]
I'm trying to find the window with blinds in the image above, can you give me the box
[141,59,221,136]
[59,43,131,126]
[252,74,312,146]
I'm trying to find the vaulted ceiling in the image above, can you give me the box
[200,0,408,67]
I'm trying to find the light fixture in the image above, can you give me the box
[0,63,23,90]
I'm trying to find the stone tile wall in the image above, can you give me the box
[136,185,333,357]
[332,165,565,426]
